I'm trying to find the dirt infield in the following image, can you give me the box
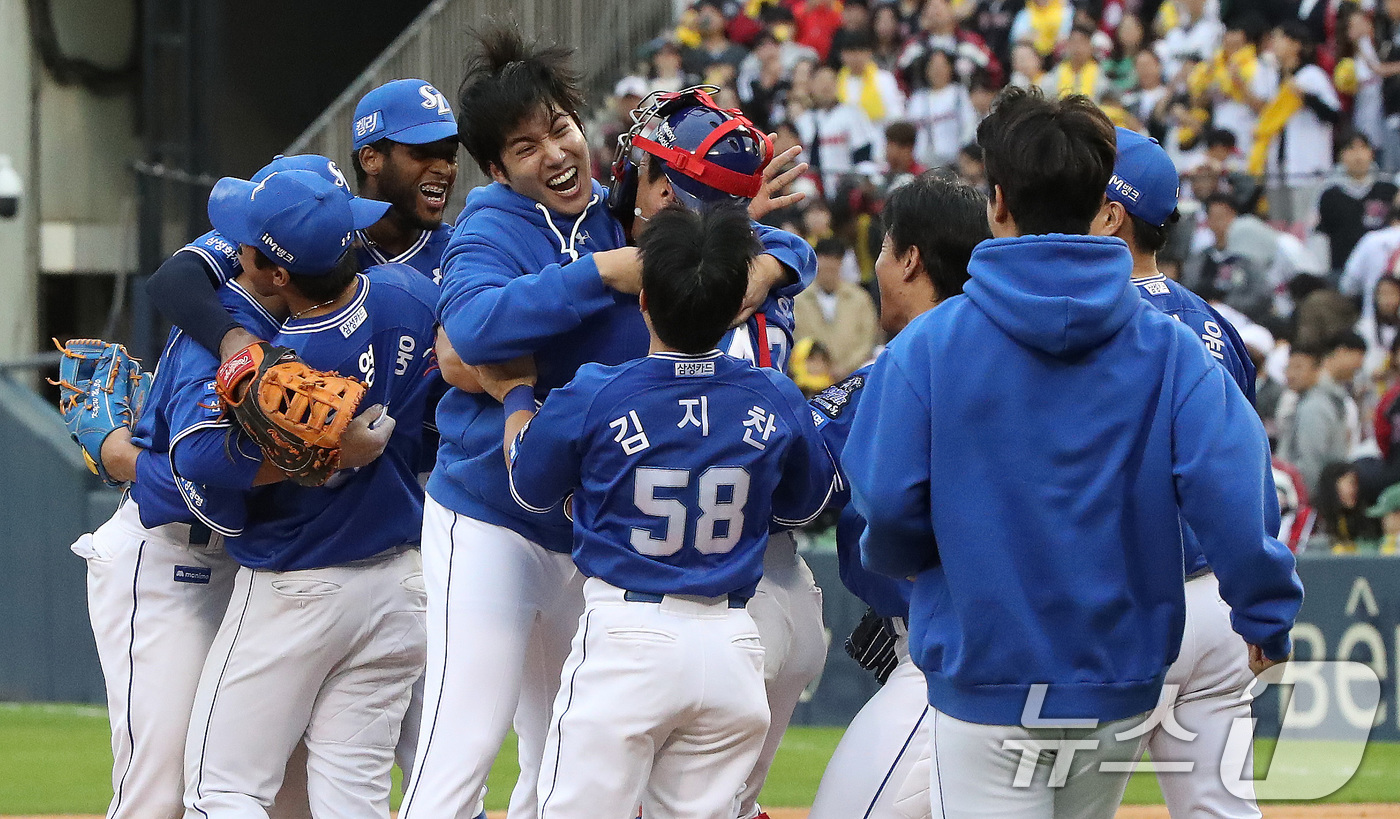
[15,807,1400,818]
[10,809,1400,819]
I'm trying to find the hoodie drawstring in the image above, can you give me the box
[535,194,599,263]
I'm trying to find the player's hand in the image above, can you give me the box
[435,327,483,393]
[99,426,139,484]
[218,326,262,365]
[1248,643,1287,677]
[474,355,538,403]
[340,404,396,469]
[748,143,808,221]
[595,247,643,295]
[733,254,788,327]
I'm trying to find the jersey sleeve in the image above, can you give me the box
[168,373,262,490]
[753,223,817,296]
[843,349,939,578]
[1172,351,1302,661]
[437,221,618,365]
[145,251,242,358]
[507,377,593,513]
[769,374,839,528]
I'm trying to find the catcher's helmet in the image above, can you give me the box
[608,86,772,224]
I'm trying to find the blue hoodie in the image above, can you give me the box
[432,180,817,551]
[844,234,1302,726]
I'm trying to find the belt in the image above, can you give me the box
[623,590,748,609]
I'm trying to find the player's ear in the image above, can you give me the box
[901,245,923,284]
[638,287,649,314]
[358,145,384,178]
[488,161,510,186]
[989,184,1011,229]
[1093,198,1125,237]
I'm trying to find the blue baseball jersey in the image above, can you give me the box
[1134,273,1259,577]
[431,180,817,553]
[130,280,281,535]
[230,264,441,570]
[721,294,796,373]
[810,367,913,620]
[355,224,452,284]
[177,230,243,286]
[508,351,837,599]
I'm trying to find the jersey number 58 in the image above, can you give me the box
[631,466,751,557]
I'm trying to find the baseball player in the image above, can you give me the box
[406,29,814,819]
[1099,127,1268,818]
[495,204,835,819]
[180,168,436,818]
[66,154,398,819]
[144,78,456,364]
[805,174,990,819]
[844,88,1302,818]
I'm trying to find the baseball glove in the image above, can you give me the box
[215,341,366,487]
[846,607,900,685]
[51,338,150,486]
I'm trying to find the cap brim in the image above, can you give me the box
[385,120,458,146]
[349,196,392,230]
[207,178,262,247]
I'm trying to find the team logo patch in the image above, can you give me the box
[811,374,865,418]
[174,565,212,584]
[675,360,715,378]
[354,111,382,139]
[1145,281,1169,296]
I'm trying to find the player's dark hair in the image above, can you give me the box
[351,138,394,188]
[287,250,363,304]
[638,205,758,354]
[976,86,1116,235]
[458,24,584,177]
[1126,211,1179,254]
[883,173,990,301]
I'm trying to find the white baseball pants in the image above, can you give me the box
[809,627,933,819]
[1146,571,1260,818]
[927,708,1148,819]
[740,533,827,818]
[400,496,583,819]
[537,577,771,819]
[183,547,426,819]
[74,498,238,819]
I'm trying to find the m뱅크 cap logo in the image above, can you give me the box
[1107,174,1141,203]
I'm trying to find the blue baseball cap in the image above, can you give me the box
[352,79,457,150]
[252,154,354,191]
[1106,127,1179,227]
[207,170,390,275]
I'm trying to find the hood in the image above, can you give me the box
[458,179,607,262]
[964,234,1138,358]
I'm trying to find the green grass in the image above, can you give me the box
[3,703,1398,814]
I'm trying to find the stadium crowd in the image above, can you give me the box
[588,0,1400,554]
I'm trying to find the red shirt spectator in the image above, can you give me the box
[794,0,845,61]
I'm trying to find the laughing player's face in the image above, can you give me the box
[492,105,591,216]
[375,138,459,230]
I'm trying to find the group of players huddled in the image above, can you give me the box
[64,18,1302,819]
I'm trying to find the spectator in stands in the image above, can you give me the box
[900,0,1003,86]
[1360,274,1400,379]
[795,64,882,193]
[827,0,876,67]
[907,49,979,167]
[1240,322,1286,436]
[795,237,881,379]
[1294,273,1362,349]
[838,30,907,126]
[1042,23,1109,101]
[872,2,907,70]
[1312,462,1381,551]
[1252,22,1341,229]
[791,338,839,395]
[1104,13,1147,90]
[971,0,1020,70]
[648,38,695,94]
[1375,0,1400,172]
[1188,14,1272,156]
[1124,48,1171,139]
[1277,342,1353,495]
[1342,191,1400,316]
[1008,41,1046,88]
[879,121,926,190]
[1340,5,1388,153]
[1373,332,1400,463]
[1010,0,1074,60]
[1365,483,1400,554]
[737,30,791,131]
[1182,194,1276,321]
[796,0,847,61]
[1327,330,1371,448]
[1318,133,1399,273]
[956,142,989,195]
[1155,0,1223,81]
[682,0,750,76]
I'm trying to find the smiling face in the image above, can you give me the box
[363,138,459,230]
[491,104,591,215]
